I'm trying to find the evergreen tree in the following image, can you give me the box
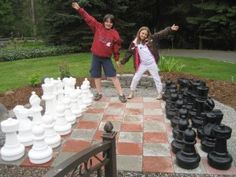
[43,0,133,49]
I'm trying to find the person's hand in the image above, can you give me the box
[116,61,121,68]
[171,24,179,31]
[72,2,80,10]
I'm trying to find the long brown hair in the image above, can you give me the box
[135,26,152,44]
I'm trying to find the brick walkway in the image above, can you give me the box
[1,97,236,176]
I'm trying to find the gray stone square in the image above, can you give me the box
[119,132,143,143]
[144,108,163,115]
[81,113,103,122]
[71,129,95,141]
[144,121,166,132]
[105,107,124,115]
[143,143,171,156]
[123,115,143,122]
[117,155,142,171]
[126,103,143,109]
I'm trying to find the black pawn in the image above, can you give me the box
[176,127,200,169]
[208,124,232,170]
[171,118,187,153]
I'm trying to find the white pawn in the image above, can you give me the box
[29,91,43,125]
[76,86,87,112]
[0,118,25,161]
[81,83,92,106]
[70,90,82,118]
[42,113,61,148]
[64,97,76,125]
[54,102,71,135]
[83,78,93,99]
[13,105,33,146]
[28,126,52,164]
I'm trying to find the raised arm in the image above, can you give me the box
[72,2,100,32]
[152,24,179,40]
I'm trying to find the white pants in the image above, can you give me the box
[130,63,162,93]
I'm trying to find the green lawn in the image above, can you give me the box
[0,53,235,93]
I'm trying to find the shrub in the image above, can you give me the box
[159,56,185,72]
[28,73,41,87]
[59,61,71,79]
[0,46,81,62]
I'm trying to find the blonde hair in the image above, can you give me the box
[135,26,151,44]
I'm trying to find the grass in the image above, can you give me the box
[0,53,235,93]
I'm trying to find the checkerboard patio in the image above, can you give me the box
[1,97,236,176]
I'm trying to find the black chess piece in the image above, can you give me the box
[201,110,223,153]
[208,124,232,170]
[171,116,187,153]
[176,127,200,169]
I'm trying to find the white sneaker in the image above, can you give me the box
[156,93,162,100]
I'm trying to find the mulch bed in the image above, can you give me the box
[0,73,235,110]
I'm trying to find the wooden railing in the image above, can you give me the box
[43,121,117,177]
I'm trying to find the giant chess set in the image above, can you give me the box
[0,77,93,164]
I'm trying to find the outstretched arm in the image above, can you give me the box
[72,2,100,32]
[152,24,179,40]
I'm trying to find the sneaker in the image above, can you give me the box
[94,93,102,101]
[119,94,127,103]
[156,93,162,100]
[127,92,134,99]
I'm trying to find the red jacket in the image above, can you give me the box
[77,8,121,61]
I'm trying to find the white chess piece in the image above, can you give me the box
[54,102,71,135]
[70,90,82,118]
[76,86,87,112]
[42,78,56,119]
[83,78,93,99]
[13,105,33,146]
[64,97,76,125]
[29,91,43,125]
[42,113,61,148]
[28,126,53,164]
[0,118,25,161]
[81,83,92,106]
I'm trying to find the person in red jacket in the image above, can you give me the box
[72,2,127,103]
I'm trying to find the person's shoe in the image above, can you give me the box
[156,93,162,100]
[94,93,102,101]
[119,94,127,103]
[127,92,134,99]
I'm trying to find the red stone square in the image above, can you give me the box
[144,132,168,143]
[117,142,143,155]
[77,120,99,129]
[102,115,123,121]
[86,108,105,114]
[62,140,91,152]
[121,123,143,132]
[143,102,161,109]
[144,115,165,122]
[125,108,143,115]
[143,156,174,173]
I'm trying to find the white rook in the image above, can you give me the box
[0,118,25,161]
